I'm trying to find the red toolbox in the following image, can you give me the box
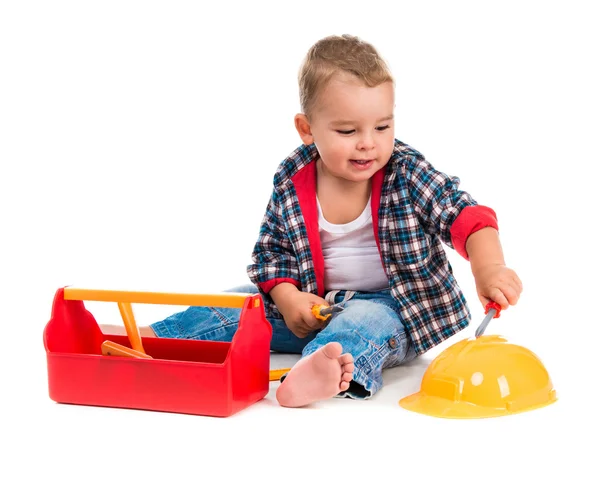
[43,286,272,417]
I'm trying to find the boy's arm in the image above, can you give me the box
[405,155,498,258]
[465,227,505,272]
[464,225,522,311]
[247,190,328,337]
[247,189,301,294]
[406,155,521,309]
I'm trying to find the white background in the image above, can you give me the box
[1,1,598,487]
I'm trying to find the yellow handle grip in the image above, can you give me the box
[64,287,259,357]
[269,368,291,382]
[63,287,254,308]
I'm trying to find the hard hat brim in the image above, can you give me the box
[399,391,557,419]
[399,391,511,419]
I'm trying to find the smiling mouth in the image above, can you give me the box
[350,159,374,165]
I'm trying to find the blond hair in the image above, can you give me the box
[298,34,394,118]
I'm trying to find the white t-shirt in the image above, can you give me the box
[317,195,389,292]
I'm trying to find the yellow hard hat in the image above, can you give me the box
[399,335,557,419]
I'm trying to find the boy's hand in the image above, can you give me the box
[472,264,523,311]
[270,284,329,338]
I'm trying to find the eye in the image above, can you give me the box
[336,130,355,135]
[376,125,390,131]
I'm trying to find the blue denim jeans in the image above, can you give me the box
[150,284,417,399]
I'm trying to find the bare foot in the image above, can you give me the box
[276,342,354,408]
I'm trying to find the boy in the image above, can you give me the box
[149,34,522,407]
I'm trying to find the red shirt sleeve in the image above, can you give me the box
[450,205,499,260]
[258,278,301,294]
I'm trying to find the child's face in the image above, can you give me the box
[297,73,395,185]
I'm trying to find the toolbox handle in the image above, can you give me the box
[63,287,252,308]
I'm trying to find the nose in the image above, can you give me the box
[356,133,375,151]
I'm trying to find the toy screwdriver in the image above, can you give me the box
[311,304,344,323]
[475,301,502,337]
[270,304,344,381]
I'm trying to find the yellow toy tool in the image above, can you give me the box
[269,368,291,382]
[311,304,344,322]
[399,301,557,419]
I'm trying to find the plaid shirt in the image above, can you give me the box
[247,139,498,355]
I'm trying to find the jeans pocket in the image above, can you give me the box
[383,331,410,368]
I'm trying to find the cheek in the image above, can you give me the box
[332,145,351,163]
[386,137,395,152]
[320,139,348,160]
[379,133,395,153]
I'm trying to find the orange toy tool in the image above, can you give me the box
[311,304,343,322]
[269,368,290,381]
[100,300,150,360]
[118,301,146,354]
[101,340,152,359]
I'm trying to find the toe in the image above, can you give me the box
[322,342,343,359]
[342,371,353,383]
[339,352,353,365]
[342,360,355,374]
[339,380,350,391]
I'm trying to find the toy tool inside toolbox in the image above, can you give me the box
[43,286,272,417]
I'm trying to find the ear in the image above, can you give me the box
[294,113,314,145]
